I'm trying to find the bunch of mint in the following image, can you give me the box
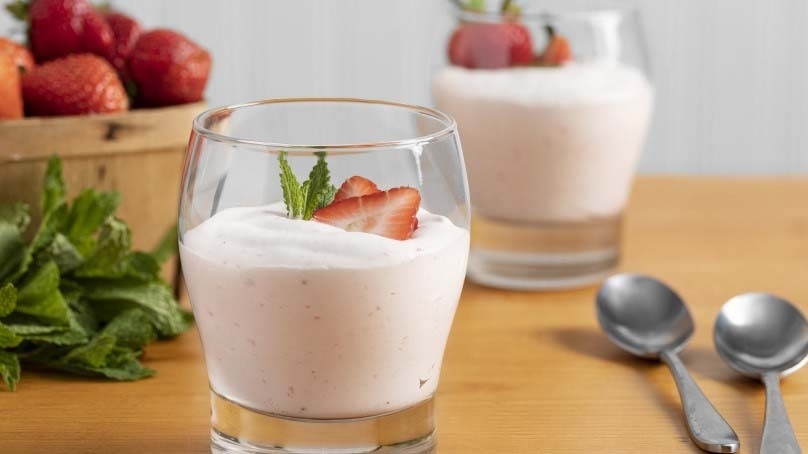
[0,156,193,391]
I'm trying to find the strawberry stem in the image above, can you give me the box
[545,25,556,38]
[501,0,513,13]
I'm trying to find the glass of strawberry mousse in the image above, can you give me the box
[179,99,470,453]
[433,3,654,290]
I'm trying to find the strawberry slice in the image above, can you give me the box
[539,26,572,66]
[334,176,381,202]
[313,187,421,241]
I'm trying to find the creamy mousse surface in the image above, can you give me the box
[180,202,469,419]
[433,62,653,223]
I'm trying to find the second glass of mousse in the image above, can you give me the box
[433,2,654,290]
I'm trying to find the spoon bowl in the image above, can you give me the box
[714,292,808,378]
[714,292,808,454]
[596,273,739,453]
[596,273,694,357]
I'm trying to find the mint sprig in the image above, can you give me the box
[0,155,192,391]
[278,151,336,220]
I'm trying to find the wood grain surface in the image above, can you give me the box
[2,177,807,453]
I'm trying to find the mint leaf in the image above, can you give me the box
[150,225,178,266]
[74,217,130,278]
[15,261,70,325]
[40,233,84,274]
[86,348,154,380]
[0,351,20,391]
[0,222,26,284]
[122,252,161,281]
[301,152,337,219]
[278,152,336,220]
[0,283,16,317]
[41,155,66,218]
[7,301,92,346]
[17,203,69,282]
[64,189,120,255]
[17,261,59,302]
[278,152,304,218]
[81,281,192,337]
[0,202,30,231]
[25,336,155,381]
[62,333,116,368]
[99,309,156,351]
[0,322,22,348]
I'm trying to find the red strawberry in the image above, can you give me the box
[28,0,90,62]
[448,26,473,68]
[22,53,128,116]
[0,54,23,119]
[506,22,534,65]
[128,29,211,107]
[0,37,35,73]
[449,21,534,69]
[334,176,381,202]
[104,11,141,77]
[80,9,114,60]
[466,22,510,69]
[539,26,572,66]
[313,187,421,241]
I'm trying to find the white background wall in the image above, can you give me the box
[3,0,807,174]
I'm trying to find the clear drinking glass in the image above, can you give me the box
[179,98,470,454]
[433,5,654,290]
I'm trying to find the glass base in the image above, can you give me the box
[468,214,621,290]
[209,391,436,454]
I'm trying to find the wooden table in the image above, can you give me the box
[3,177,808,453]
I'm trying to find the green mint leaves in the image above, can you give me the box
[0,155,192,391]
[279,151,337,220]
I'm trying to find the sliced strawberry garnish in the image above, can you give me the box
[313,187,421,241]
[334,176,381,202]
[539,26,572,66]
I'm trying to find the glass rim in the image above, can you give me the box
[192,97,459,153]
[453,4,636,23]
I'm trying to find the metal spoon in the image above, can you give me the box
[596,273,740,453]
[714,293,808,454]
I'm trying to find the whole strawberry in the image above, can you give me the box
[27,0,113,62]
[448,21,533,69]
[0,37,35,73]
[80,8,114,60]
[105,11,141,77]
[22,53,128,116]
[128,29,211,107]
[448,26,473,68]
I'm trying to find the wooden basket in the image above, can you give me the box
[0,101,207,287]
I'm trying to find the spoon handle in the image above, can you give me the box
[660,350,740,453]
[761,372,801,454]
